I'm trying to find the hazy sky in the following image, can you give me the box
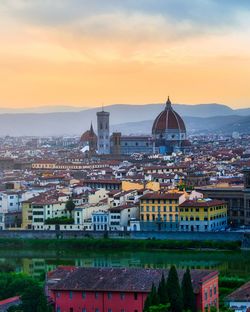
[1,0,250,108]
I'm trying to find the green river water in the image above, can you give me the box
[0,249,249,279]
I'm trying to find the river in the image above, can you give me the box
[0,249,250,279]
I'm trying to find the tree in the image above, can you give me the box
[158,273,168,304]
[65,199,75,217]
[144,284,159,312]
[21,282,49,312]
[149,303,170,312]
[166,266,183,312]
[181,268,196,312]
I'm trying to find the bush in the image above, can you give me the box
[45,217,74,225]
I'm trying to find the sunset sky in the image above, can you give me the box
[1,0,250,108]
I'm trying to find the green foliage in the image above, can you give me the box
[0,238,241,251]
[219,276,246,289]
[181,268,196,312]
[0,262,15,273]
[45,216,74,225]
[166,266,183,312]
[158,273,168,304]
[149,303,170,312]
[65,199,75,216]
[144,284,160,312]
[0,273,50,312]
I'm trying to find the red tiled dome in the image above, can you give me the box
[152,98,186,134]
[80,123,97,142]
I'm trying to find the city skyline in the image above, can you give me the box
[1,0,250,108]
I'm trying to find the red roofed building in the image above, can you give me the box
[80,123,97,157]
[0,296,21,311]
[179,198,227,232]
[225,281,250,312]
[47,267,219,312]
[152,97,188,154]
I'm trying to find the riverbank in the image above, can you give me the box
[0,237,241,251]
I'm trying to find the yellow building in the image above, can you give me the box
[139,192,183,230]
[21,200,33,229]
[179,198,227,231]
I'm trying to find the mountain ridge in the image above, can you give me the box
[0,103,249,136]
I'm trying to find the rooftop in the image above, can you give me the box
[226,281,250,302]
[49,267,218,294]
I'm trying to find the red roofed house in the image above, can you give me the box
[225,281,250,312]
[47,267,219,312]
[0,296,21,311]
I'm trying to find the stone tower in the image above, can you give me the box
[110,132,121,156]
[96,109,110,154]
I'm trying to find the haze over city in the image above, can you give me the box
[1,0,250,108]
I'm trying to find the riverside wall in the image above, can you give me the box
[0,229,246,242]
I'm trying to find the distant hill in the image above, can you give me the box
[0,103,249,136]
[0,105,87,114]
[111,115,250,135]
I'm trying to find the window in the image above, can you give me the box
[95,292,99,299]
[108,292,112,299]
[69,291,73,299]
[82,292,86,299]
[56,292,60,298]
[95,309,99,312]
[56,308,61,312]
[134,293,138,300]
[214,286,217,295]
[70,308,73,312]
[120,293,125,300]
[82,309,87,312]
[108,309,112,312]
[210,288,212,297]
[205,291,208,300]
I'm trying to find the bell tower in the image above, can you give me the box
[96,109,110,154]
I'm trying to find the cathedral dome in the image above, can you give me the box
[152,97,186,134]
[80,123,97,143]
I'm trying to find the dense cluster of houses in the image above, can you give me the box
[0,132,250,231]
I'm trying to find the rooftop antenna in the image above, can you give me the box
[102,102,104,112]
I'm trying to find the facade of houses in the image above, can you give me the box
[179,198,227,232]
[139,192,183,231]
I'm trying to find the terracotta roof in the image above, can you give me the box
[179,199,226,207]
[152,98,186,134]
[0,296,21,306]
[140,192,182,200]
[225,281,250,302]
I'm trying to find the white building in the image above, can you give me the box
[0,191,21,213]
[92,211,109,231]
[109,205,139,231]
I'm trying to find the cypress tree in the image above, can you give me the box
[181,268,196,312]
[158,273,168,304]
[144,283,159,312]
[144,293,152,312]
[151,283,160,306]
[166,266,183,312]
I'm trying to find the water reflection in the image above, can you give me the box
[0,250,250,279]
